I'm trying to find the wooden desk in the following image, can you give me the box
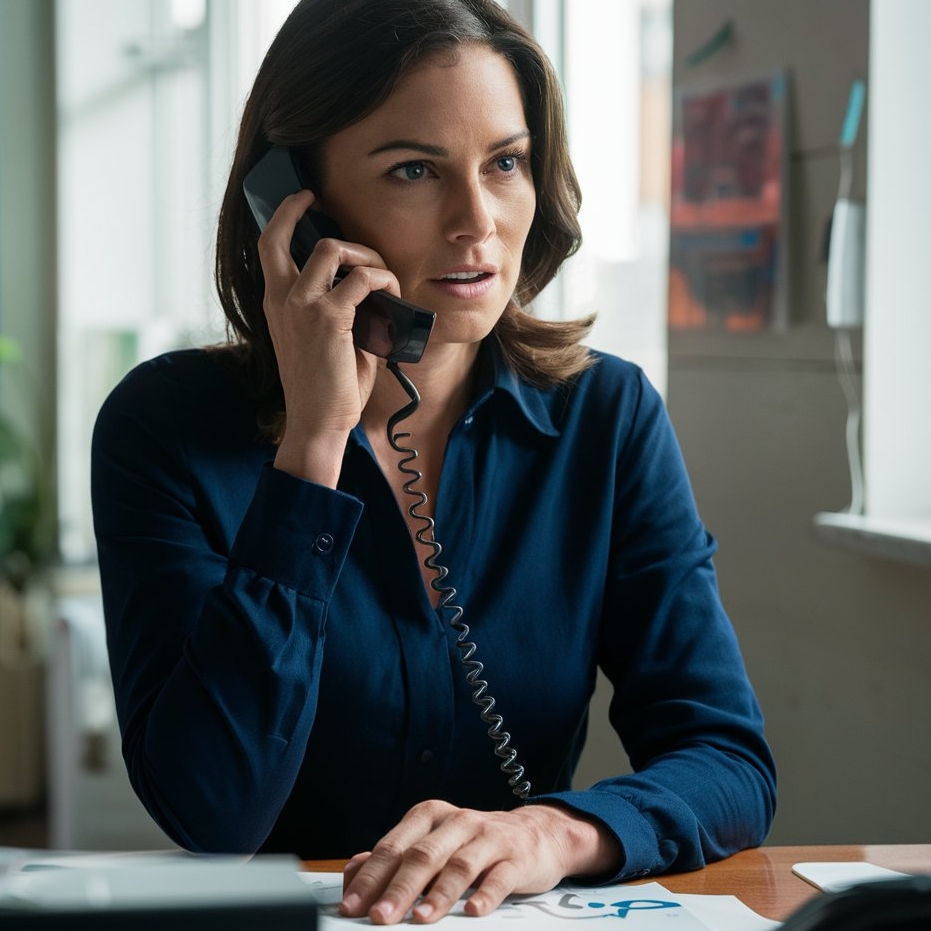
[306,844,931,923]
[631,845,931,921]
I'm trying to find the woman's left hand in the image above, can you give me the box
[338,799,621,925]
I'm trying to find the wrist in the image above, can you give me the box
[522,803,622,880]
[273,431,348,487]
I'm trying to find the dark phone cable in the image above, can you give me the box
[386,359,531,801]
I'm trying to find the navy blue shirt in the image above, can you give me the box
[91,343,775,879]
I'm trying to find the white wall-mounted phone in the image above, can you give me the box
[826,79,866,329]
[826,198,865,328]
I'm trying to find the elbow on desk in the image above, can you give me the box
[123,739,285,855]
[714,744,778,858]
[128,771,279,855]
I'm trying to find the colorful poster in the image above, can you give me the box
[668,71,788,332]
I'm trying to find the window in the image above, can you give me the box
[55,0,671,566]
[56,0,215,562]
[55,0,291,563]
[532,0,671,391]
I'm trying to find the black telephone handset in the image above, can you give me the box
[242,146,435,363]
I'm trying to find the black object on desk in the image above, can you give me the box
[779,874,931,930]
[0,899,317,930]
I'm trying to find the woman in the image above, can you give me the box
[91,0,776,924]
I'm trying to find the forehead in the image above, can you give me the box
[331,45,528,152]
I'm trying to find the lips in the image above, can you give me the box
[429,269,497,300]
[440,270,492,282]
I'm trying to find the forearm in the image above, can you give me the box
[101,468,365,852]
[534,741,776,881]
[122,570,327,852]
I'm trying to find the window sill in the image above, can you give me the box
[813,512,931,567]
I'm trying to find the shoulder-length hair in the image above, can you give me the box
[215,0,594,432]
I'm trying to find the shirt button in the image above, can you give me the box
[419,749,434,764]
[312,533,334,555]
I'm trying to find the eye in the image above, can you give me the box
[390,161,429,182]
[489,149,529,177]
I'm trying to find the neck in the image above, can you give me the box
[363,341,481,439]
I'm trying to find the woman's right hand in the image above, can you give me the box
[256,190,399,486]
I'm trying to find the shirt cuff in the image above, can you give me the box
[229,463,364,600]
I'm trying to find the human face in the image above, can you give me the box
[318,45,536,348]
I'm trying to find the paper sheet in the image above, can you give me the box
[300,873,779,929]
[792,861,910,893]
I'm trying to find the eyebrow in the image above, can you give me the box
[367,130,531,159]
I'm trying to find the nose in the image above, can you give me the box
[443,177,496,244]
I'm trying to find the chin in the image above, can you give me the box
[430,306,505,348]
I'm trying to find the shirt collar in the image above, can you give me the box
[465,338,561,438]
[350,338,563,451]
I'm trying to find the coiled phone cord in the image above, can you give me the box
[386,359,531,801]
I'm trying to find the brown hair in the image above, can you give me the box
[215,0,595,431]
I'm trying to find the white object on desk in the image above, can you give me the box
[302,874,778,929]
[792,861,911,893]
[0,853,314,910]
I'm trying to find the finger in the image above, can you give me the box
[461,859,521,918]
[339,801,453,920]
[276,239,400,332]
[296,232,391,277]
[339,843,404,921]
[258,190,391,285]
[407,836,506,923]
[256,191,314,306]
[343,852,371,894]
[367,811,490,924]
[330,262,403,308]
[256,190,317,284]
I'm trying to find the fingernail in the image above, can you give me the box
[373,900,397,922]
[339,893,360,915]
[464,895,486,917]
[413,902,435,921]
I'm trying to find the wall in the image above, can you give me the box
[666,0,931,845]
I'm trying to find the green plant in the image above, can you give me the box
[0,334,54,591]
